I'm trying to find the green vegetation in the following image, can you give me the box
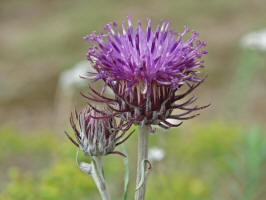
[1,122,265,200]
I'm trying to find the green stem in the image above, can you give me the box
[135,125,149,200]
[91,156,111,200]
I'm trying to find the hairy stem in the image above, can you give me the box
[135,125,149,200]
[91,156,111,200]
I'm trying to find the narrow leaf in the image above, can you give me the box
[122,144,130,200]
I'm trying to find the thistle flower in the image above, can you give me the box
[83,16,209,131]
[65,106,133,157]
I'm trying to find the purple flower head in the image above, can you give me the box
[84,16,209,131]
[65,106,134,157]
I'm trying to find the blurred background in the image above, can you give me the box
[0,0,266,199]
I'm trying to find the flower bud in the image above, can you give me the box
[65,106,133,157]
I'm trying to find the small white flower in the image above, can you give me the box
[240,29,266,51]
[58,60,115,96]
[59,60,94,90]
[148,147,165,162]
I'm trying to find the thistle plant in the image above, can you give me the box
[65,16,208,200]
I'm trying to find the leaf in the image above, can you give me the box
[122,144,129,200]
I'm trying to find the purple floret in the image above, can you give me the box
[84,16,207,91]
